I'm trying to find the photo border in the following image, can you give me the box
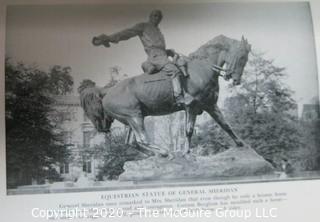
[0,0,319,221]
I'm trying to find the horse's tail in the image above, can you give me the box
[78,80,114,133]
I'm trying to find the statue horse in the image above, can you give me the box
[79,35,251,157]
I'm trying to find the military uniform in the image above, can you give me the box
[107,22,180,76]
[93,14,192,105]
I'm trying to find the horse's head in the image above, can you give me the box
[222,36,251,85]
[190,35,251,86]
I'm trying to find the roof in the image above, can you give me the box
[52,95,80,106]
[302,104,320,112]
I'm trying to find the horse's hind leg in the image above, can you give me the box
[128,116,169,157]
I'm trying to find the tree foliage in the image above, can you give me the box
[5,59,74,187]
[94,130,143,180]
[194,52,306,169]
[225,52,302,166]
[104,66,128,88]
[192,120,231,156]
[47,65,73,95]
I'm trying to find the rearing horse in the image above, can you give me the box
[81,35,251,156]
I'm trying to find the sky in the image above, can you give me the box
[5,2,319,114]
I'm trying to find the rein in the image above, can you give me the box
[211,64,232,80]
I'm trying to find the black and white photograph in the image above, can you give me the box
[4,2,320,195]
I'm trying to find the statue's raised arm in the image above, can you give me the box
[92,23,144,47]
[91,9,193,106]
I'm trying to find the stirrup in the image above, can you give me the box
[175,93,193,106]
[184,93,193,105]
[175,94,185,105]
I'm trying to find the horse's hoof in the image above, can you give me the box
[182,152,196,161]
[236,140,245,147]
[159,149,169,158]
[167,153,175,160]
[182,150,191,158]
[160,153,168,158]
[236,142,251,151]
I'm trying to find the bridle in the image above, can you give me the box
[210,46,237,81]
[210,36,250,83]
[211,64,234,80]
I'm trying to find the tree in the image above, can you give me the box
[191,120,231,156]
[298,96,320,170]
[47,65,73,95]
[5,59,74,187]
[223,52,303,168]
[95,129,144,180]
[105,66,128,88]
[193,52,304,169]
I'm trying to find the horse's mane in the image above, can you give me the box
[79,86,104,121]
[78,79,114,132]
[189,35,239,60]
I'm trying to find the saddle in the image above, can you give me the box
[143,53,189,82]
[143,71,172,84]
[141,52,192,106]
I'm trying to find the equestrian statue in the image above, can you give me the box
[79,10,251,157]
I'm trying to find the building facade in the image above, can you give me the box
[301,104,320,121]
[52,95,103,181]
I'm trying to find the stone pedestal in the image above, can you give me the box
[119,147,275,181]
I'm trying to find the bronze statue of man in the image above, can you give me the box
[92,9,191,105]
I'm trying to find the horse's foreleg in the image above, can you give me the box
[128,117,169,157]
[183,108,197,155]
[124,127,136,145]
[206,106,244,147]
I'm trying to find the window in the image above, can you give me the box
[83,131,91,147]
[62,131,72,144]
[179,124,185,135]
[83,113,89,122]
[59,163,69,174]
[82,161,92,173]
[61,112,72,121]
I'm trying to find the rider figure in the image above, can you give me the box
[92,10,191,105]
